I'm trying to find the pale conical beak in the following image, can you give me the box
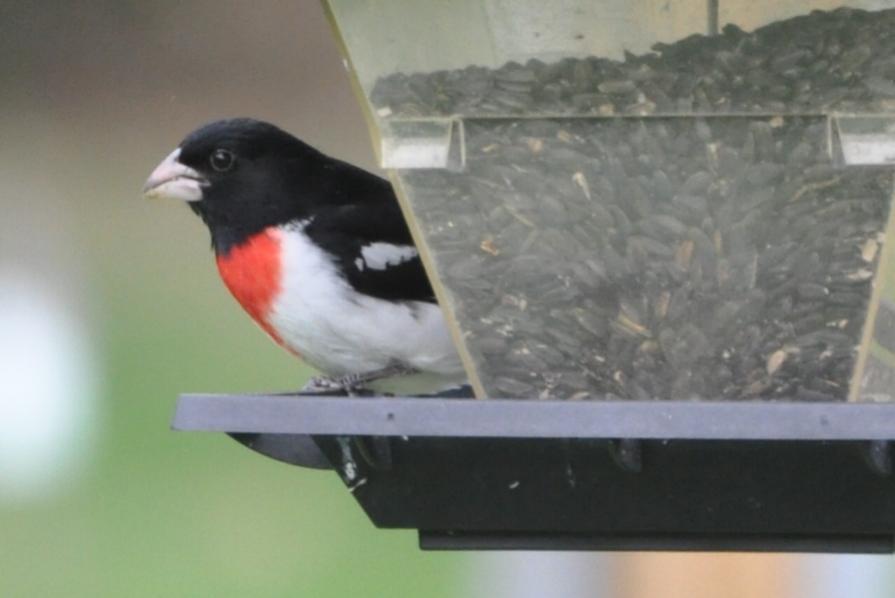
[142,148,207,201]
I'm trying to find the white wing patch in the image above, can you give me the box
[358,243,418,271]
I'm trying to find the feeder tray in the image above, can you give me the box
[173,393,895,553]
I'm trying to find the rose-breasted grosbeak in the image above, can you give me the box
[143,118,466,393]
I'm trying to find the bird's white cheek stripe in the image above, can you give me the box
[359,243,419,271]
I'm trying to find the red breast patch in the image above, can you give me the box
[216,229,285,345]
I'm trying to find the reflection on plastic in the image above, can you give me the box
[836,117,895,165]
[380,118,464,170]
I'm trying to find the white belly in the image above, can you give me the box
[267,226,465,379]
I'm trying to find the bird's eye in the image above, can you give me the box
[209,148,235,172]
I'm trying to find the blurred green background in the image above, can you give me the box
[1,2,893,597]
[0,2,471,596]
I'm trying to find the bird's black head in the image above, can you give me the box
[143,118,324,253]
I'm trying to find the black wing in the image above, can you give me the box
[303,166,436,304]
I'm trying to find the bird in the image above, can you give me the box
[142,118,467,394]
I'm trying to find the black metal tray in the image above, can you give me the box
[172,394,895,553]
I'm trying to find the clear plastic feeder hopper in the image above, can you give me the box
[325,0,895,401]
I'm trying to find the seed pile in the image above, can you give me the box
[371,8,895,400]
[371,7,895,118]
[403,117,890,399]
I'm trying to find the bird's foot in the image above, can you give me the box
[301,363,418,396]
[338,363,417,390]
[301,375,351,394]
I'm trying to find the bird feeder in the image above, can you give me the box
[174,1,895,552]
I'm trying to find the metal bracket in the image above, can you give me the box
[608,439,643,473]
[863,440,893,477]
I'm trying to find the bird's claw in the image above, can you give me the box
[300,363,417,395]
[301,375,351,393]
